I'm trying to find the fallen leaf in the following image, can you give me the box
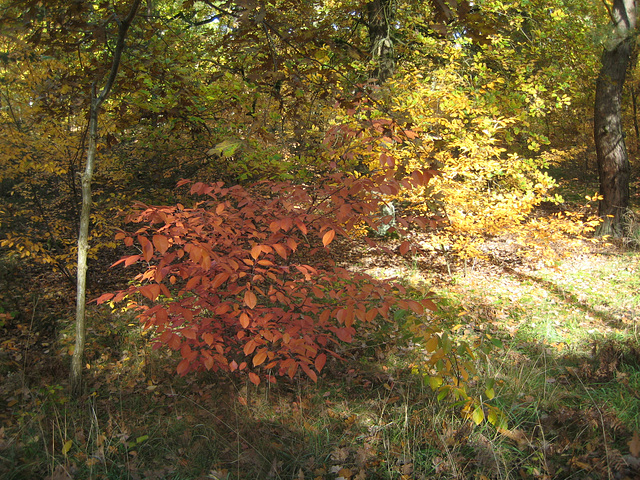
[629,431,640,457]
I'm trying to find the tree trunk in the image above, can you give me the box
[594,0,636,236]
[70,0,141,396]
[367,0,395,83]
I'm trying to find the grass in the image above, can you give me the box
[1,223,640,479]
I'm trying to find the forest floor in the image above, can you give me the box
[1,175,640,479]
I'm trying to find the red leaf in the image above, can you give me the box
[399,241,411,255]
[182,328,197,340]
[155,307,168,325]
[322,229,336,247]
[335,327,353,343]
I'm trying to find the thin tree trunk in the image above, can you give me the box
[367,0,395,83]
[631,85,640,144]
[70,0,141,396]
[594,0,636,236]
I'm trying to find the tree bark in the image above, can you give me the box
[70,0,141,396]
[367,0,395,83]
[594,0,636,236]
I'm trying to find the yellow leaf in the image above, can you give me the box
[425,335,438,352]
[62,439,73,455]
[472,406,485,425]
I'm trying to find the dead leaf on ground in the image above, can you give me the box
[45,464,75,480]
[629,431,640,457]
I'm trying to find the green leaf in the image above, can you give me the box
[209,139,242,158]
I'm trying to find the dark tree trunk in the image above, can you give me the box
[594,0,636,236]
[367,0,395,83]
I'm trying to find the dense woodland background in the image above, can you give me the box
[1,1,640,479]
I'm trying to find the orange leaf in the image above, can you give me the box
[407,300,424,315]
[239,312,250,328]
[243,339,258,355]
[300,362,318,382]
[322,229,335,247]
[422,298,438,311]
[139,236,153,262]
[295,219,308,235]
[365,308,378,322]
[211,271,230,289]
[244,290,257,309]
[249,372,260,385]
[177,359,190,376]
[250,245,262,260]
[184,276,201,292]
[315,353,327,373]
[95,293,114,305]
[139,284,161,301]
[152,235,170,255]
[253,348,268,367]
[272,243,287,259]
[124,255,140,267]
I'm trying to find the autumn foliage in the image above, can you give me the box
[98,172,437,384]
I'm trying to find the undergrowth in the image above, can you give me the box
[1,209,640,479]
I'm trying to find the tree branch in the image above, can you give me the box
[95,0,142,108]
